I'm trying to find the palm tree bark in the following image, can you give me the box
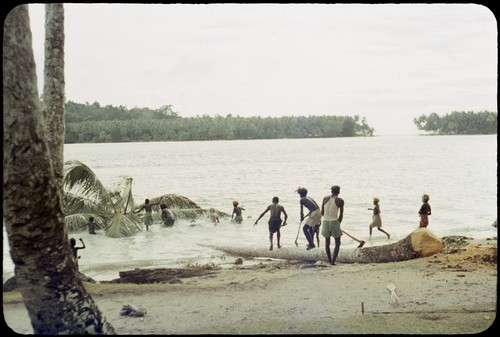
[42,3,66,190]
[208,228,444,264]
[3,5,114,334]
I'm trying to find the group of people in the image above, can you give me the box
[254,185,432,266]
[71,189,431,269]
[253,185,346,264]
[135,199,246,228]
[135,198,176,231]
[209,200,246,225]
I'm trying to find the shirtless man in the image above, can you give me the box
[254,196,288,251]
[135,198,160,231]
[160,203,176,227]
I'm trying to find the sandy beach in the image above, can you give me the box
[3,237,497,335]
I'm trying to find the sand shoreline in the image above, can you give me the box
[3,239,497,334]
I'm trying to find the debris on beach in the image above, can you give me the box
[387,283,401,306]
[105,267,217,284]
[120,304,147,317]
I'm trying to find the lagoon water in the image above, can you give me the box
[3,135,497,281]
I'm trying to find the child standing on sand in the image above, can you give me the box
[368,197,390,239]
[418,194,432,228]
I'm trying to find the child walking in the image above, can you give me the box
[368,197,390,239]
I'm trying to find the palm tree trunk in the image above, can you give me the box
[43,3,66,191]
[208,228,444,263]
[3,5,114,334]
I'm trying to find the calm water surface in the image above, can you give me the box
[3,135,497,281]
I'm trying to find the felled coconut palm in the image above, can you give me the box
[63,160,141,237]
[63,160,219,236]
[208,228,444,264]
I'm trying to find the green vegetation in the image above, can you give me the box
[413,110,497,135]
[63,160,224,237]
[64,101,374,143]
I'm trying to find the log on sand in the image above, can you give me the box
[107,268,217,284]
[208,228,444,264]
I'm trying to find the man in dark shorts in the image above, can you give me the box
[254,196,288,251]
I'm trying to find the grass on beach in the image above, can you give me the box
[192,310,496,335]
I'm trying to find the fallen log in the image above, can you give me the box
[207,228,444,264]
[105,268,217,284]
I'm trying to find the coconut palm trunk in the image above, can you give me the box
[42,3,66,190]
[208,228,444,263]
[3,5,114,334]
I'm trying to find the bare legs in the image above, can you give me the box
[325,237,341,265]
[303,225,315,249]
[378,227,390,239]
[269,230,282,251]
[370,226,390,239]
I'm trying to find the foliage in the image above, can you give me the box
[63,160,230,237]
[63,160,142,237]
[413,111,497,135]
[63,101,375,143]
[65,100,179,122]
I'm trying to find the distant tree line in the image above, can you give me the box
[413,111,497,135]
[64,101,375,143]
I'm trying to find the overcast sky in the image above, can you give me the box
[27,3,497,135]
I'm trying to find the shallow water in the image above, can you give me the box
[3,135,497,281]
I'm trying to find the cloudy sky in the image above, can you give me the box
[27,3,497,135]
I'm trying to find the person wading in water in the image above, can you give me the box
[254,196,288,251]
[135,198,160,231]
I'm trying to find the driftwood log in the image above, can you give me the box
[208,228,444,264]
[105,268,217,284]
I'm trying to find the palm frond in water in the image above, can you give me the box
[106,211,142,238]
[63,160,141,237]
[63,160,111,202]
[107,175,135,214]
[63,192,102,215]
[62,160,223,236]
[64,213,106,232]
[154,194,201,209]
[150,207,231,221]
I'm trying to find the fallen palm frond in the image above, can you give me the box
[63,160,224,236]
[63,160,140,237]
